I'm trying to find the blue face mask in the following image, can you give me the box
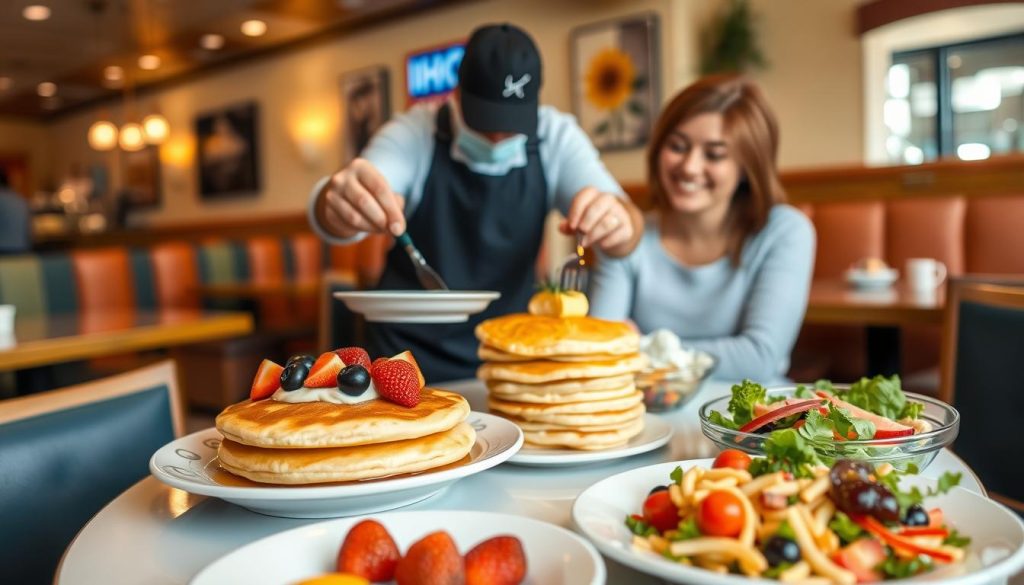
[456,124,528,165]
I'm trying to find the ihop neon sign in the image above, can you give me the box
[405,41,465,105]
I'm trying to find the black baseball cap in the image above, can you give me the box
[458,23,542,136]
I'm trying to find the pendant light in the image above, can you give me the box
[88,119,119,151]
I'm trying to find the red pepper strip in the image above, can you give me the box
[739,399,824,433]
[898,527,950,538]
[851,514,956,563]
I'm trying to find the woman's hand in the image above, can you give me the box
[316,158,406,238]
[561,187,643,257]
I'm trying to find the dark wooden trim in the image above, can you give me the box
[856,0,1021,35]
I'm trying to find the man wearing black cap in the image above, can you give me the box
[309,23,643,382]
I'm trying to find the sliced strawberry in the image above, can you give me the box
[249,359,283,400]
[371,358,421,407]
[832,537,886,582]
[306,352,344,388]
[816,392,915,438]
[391,350,426,389]
[334,346,371,369]
[337,519,400,582]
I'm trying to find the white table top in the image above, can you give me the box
[57,379,987,585]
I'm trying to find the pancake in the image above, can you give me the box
[475,313,638,357]
[489,401,645,426]
[522,416,645,450]
[216,388,469,448]
[477,353,647,384]
[488,391,643,416]
[503,415,629,433]
[478,345,623,363]
[486,374,635,394]
[218,422,476,484]
[490,382,636,404]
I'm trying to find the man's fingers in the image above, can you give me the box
[344,180,390,232]
[592,219,629,251]
[326,197,376,234]
[577,194,616,236]
[355,160,405,235]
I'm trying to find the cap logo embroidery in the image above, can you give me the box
[502,74,531,99]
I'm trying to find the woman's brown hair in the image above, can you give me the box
[646,74,786,263]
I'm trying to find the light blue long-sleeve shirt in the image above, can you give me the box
[588,205,816,383]
[308,100,625,245]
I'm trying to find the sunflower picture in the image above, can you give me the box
[571,13,659,151]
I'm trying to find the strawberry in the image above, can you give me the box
[335,346,371,369]
[305,352,345,388]
[464,536,527,585]
[394,531,465,585]
[371,358,421,407]
[391,350,426,389]
[336,519,401,582]
[249,359,283,400]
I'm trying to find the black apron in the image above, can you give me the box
[369,104,548,382]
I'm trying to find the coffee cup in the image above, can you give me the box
[0,304,14,338]
[906,258,947,292]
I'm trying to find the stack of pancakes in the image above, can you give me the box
[475,313,647,450]
[215,389,473,484]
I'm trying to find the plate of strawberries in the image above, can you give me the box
[190,511,604,585]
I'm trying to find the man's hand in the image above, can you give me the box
[315,158,406,239]
[561,187,643,257]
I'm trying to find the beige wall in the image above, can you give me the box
[13,0,910,224]
[0,117,49,196]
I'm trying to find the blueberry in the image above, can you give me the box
[286,354,315,368]
[280,361,310,391]
[336,364,371,397]
[763,536,801,567]
[648,485,669,496]
[903,503,929,527]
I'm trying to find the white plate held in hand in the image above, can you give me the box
[334,290,501,323]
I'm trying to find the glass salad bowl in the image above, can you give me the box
[635,352,717,413]
[698,386,959,471]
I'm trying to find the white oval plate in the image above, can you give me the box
[150,412,522,518]
[573,458,1024,585]
[333,290,501,323]
[845,268,899,290]
[508,414,673,467]
[190,510,605,585]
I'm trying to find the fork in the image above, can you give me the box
[396,233,449,290]
[559,232,589,292]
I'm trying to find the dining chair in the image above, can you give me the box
[939,279,1024,516]
[0,360,184,585]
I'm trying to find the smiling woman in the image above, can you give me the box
[588,74,816,383]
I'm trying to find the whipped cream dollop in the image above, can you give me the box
[271,381,380,405]
[640,329,715,381]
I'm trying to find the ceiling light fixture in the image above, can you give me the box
[240,19,267,37]
[200,33,225,50]
[37,81,56,97]
[118,122,146,151]
[22,5,51,21]
[88,120,118,151]
[104,65,124,81]
[142,112,169,144]
[138,54,161,70]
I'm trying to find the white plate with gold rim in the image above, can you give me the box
[149,411,521,518]
[508,414,673,467]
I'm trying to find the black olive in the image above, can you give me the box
[648,485,669,496]
[903,504,930,527]
[829,459,873,489]
[280,361,310,391]
[763,536,801,566]
[336,364,371,397]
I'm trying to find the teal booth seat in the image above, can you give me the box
[0,253,79,317]
[0,361,183,584]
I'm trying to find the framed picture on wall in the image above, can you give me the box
[340,65,391,165]
[570,12,661,151]
[121,146,160,208]
[195,101,261,198]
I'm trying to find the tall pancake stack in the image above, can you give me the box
[475,292,647,450]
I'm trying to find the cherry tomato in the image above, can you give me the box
[712,449,752,471]
[642,490,679,533]
[697,490,745,537]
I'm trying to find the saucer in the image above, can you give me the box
[334,290,501,323]
[844,267,898,290]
